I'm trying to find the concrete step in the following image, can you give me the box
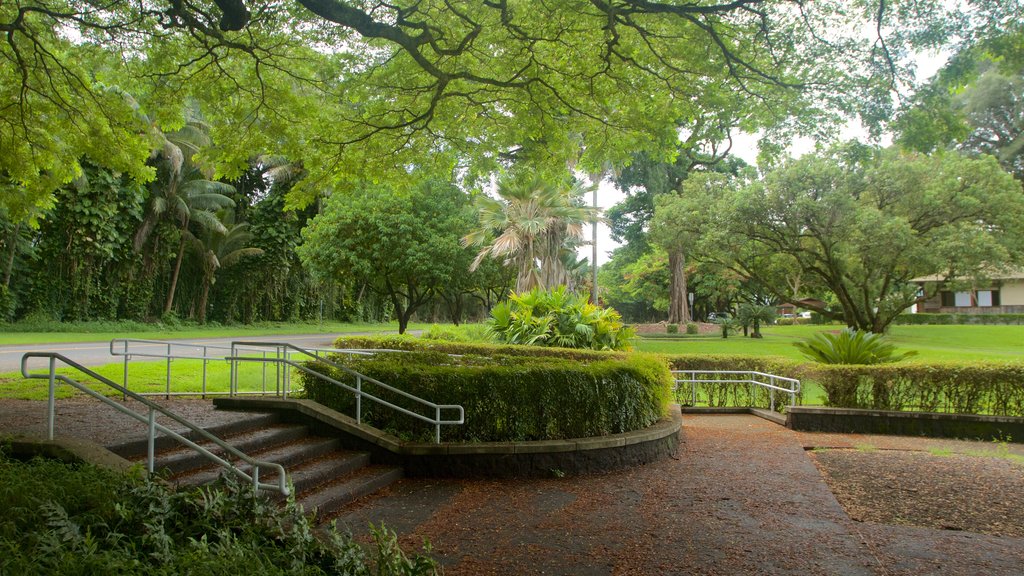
[151,423,310,476]
[107,411,279,458]
[298,465,404,523]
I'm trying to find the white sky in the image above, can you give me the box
[581,50,951,266]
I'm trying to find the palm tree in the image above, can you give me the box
[192,213,263,323]
[163,169,236,315]
[463,177,595,293]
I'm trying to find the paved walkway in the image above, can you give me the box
[337,414,1024,575]
[3,400,1022,575]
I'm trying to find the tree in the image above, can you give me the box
[650,173,740,324]
[702,146,1024,332]
[194,214,263,323]
[298,179,471,334]
[463,177,593,293]
[161,171,236,316]
[895,27,1024,181]
[6,0,1009,212]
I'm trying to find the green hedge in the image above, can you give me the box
[814,362,1024,415]
[333,335,624,362]
[893,313,1024,325]
[665,354,806,411]
[300,350,672,442]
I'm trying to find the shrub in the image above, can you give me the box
[893,313,1024,325]
[488,286,635,351]
[666,354,806,411]
[420,323,493,343]
[685,322,699,335]
[0,451,438,575]
[666,323,679,334]
[793,328,917,364]
[815,362,1024,415]
[333,335,623,362]
[300,351,672,442]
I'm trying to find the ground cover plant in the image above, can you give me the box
[0,450,438,575]
[300,350,672,442]
[488,286,636,351]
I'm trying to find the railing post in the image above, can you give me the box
[690,370,697,406]
[122,353,130,401]
[435,406,441,444]
[262,350,268,393]
[202,346,208,399]
[165,343,172,400]
[769,375,776,411]
[355,376,362,424]
[147,408,156,473]
[47,356,56,441]
[229,343,237,397]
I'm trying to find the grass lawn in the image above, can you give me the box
[636,324,1024,363]
[0,321,428,346]
[3,358,288,401]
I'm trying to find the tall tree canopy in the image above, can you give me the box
[697,146,1024,332]
[4,0,1016,213]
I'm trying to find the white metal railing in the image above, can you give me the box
[227,342,464,443]
[109,338,372,399]
[20,352,290,496]
[671,370,801,412]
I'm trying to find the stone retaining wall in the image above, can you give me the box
[214,397,682,478]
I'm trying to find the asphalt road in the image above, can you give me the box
[0,333,372,373]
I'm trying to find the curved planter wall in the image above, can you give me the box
[214,398,682,478]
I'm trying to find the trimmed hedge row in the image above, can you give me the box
[666,354,806,411]
[325,337,1024,418]
[333,335,625,362]
[301,350,672,442]
[814,363,1024,415]
[893,313,1024,325]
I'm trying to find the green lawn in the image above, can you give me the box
[0,321,427,346]
[636,324,1024,363]
[4,358,290,401]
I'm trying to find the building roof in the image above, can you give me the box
[911,270,1024,282]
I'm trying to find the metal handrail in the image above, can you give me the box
[109,338,371,398]
[228,341,465,443]
[671,369,801,412]
[20,352,290,496]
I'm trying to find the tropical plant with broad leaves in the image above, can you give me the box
[488,286,634,351]
[794,328,918,364]
[736,303,777,338]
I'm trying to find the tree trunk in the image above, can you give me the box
[3,222,19,287]
[198,280,211,323]
[164,236,186,315]
[667,249,691,324]
[752,319,762,338]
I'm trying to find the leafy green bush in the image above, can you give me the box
[488,286,635,351]
[666,323,679,334]
[793,328,917,364]
[815,362,1024,415]
[893,313,1024,325]
[685,322,699,335]
[333,335,622,362]
[0,451,438,575]
[301,351,672,442]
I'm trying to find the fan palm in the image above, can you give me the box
[463,177,595,293]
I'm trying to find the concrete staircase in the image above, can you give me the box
[106,412,402,522]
